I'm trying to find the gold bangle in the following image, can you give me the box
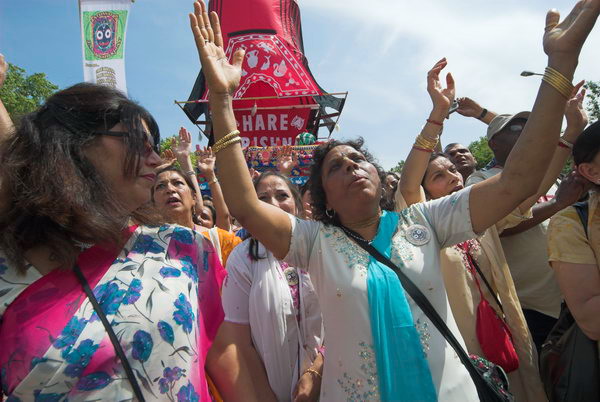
[213,137,241,154]
[214,130,241,148]
[542,67,574,99]
[414,134,438,150]
[304,368,322,380]
[206,177,218,185]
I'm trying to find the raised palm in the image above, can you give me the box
[189,1,244,97]
[564,80,588,130]
[543,0,600,57]
[174,127,193,158]
[427,58,455,111]
[196,145,216,174]
[276,146,297,175]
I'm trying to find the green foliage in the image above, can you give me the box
[390,160,405,174]
[159,135,198,167]
[468,136,494,169]
[0,63,58,121]
[584,81,600,122]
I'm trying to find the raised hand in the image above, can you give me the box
[564,80,588,131]
[427,58,455,113]
[555,170,592,208]
[543,0,600,58]
[196,145,216,175]
[174,127,193,158]
[161,148,176,163]
[275,145,297,176]
[0,54,7,88]
[189,1,245,97]
[456,97,484,118]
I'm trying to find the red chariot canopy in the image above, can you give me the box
[181,0,345,146]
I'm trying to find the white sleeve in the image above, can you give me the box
[222,242,252,324]
[418,186,479,248]
[283,213,321,271]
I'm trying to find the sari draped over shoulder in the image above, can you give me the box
[0,224,225,401]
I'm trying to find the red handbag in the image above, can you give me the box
[458,242,520,373]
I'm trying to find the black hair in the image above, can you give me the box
[248,170,303,261]
[422,153,451,199]
[152,164,202,225]
[0,82,161,273]
[573,120,600,166]
[309,138,385,225]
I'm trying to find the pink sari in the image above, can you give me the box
[0,224,226,401]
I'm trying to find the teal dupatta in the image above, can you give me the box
[367,211,437,401]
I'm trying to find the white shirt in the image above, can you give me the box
[285,187,480,401]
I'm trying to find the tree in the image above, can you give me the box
[584,80,600,122]
[468,136,494,169]
[0,63,58,121]
[390,160,405,174]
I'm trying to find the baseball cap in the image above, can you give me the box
[486,111,531,141]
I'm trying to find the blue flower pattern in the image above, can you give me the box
[173,293,195,334]
[0,225,216,400]
[176,381,199,402]
[180,256,198,283]
[53,317,87,349]
[63,339,99,378]
[91,282,125,320]
[160,267,182,278]
[123,279,143,304]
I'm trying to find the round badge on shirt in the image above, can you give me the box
[284,267,299,286]
[405,224,431,246]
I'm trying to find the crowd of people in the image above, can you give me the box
[0,0,599,401]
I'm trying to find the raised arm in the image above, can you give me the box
[469,2,600,234]
[173,127,205,213]
[189,1,291,259]
[196,146,232,231]
[456,96,498,125]
[513,82,588,214]
[399,58,453,206]
[275,145,298,177]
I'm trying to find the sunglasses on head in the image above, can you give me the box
[93,130,159,155]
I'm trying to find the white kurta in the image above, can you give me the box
[285,187,480,401]
[222,240,323,401]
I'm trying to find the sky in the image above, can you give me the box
[1,0,600,169]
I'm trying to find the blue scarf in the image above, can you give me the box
[367,211,437,401]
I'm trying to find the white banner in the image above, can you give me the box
[79,0,132,95]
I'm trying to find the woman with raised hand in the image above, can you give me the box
[397,58,588,401]
[189,0,599,400]
[0,83,252,401]
[221,170,324,401]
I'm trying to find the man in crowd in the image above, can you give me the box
[444,142,477,182]
[463,107,563,353]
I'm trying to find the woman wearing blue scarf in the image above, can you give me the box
[187,0,600,399]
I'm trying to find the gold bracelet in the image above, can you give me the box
[304,368,322,380]
[542,67,574,99]
[414,134,438,150]
[206,176,218,185]
[213,137,241,154]
[214,130,241,148]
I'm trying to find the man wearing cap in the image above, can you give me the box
[465,111,565,354]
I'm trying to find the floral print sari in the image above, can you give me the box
[0,224,226,401]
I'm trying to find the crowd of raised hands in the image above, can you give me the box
[0,1,599,401]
